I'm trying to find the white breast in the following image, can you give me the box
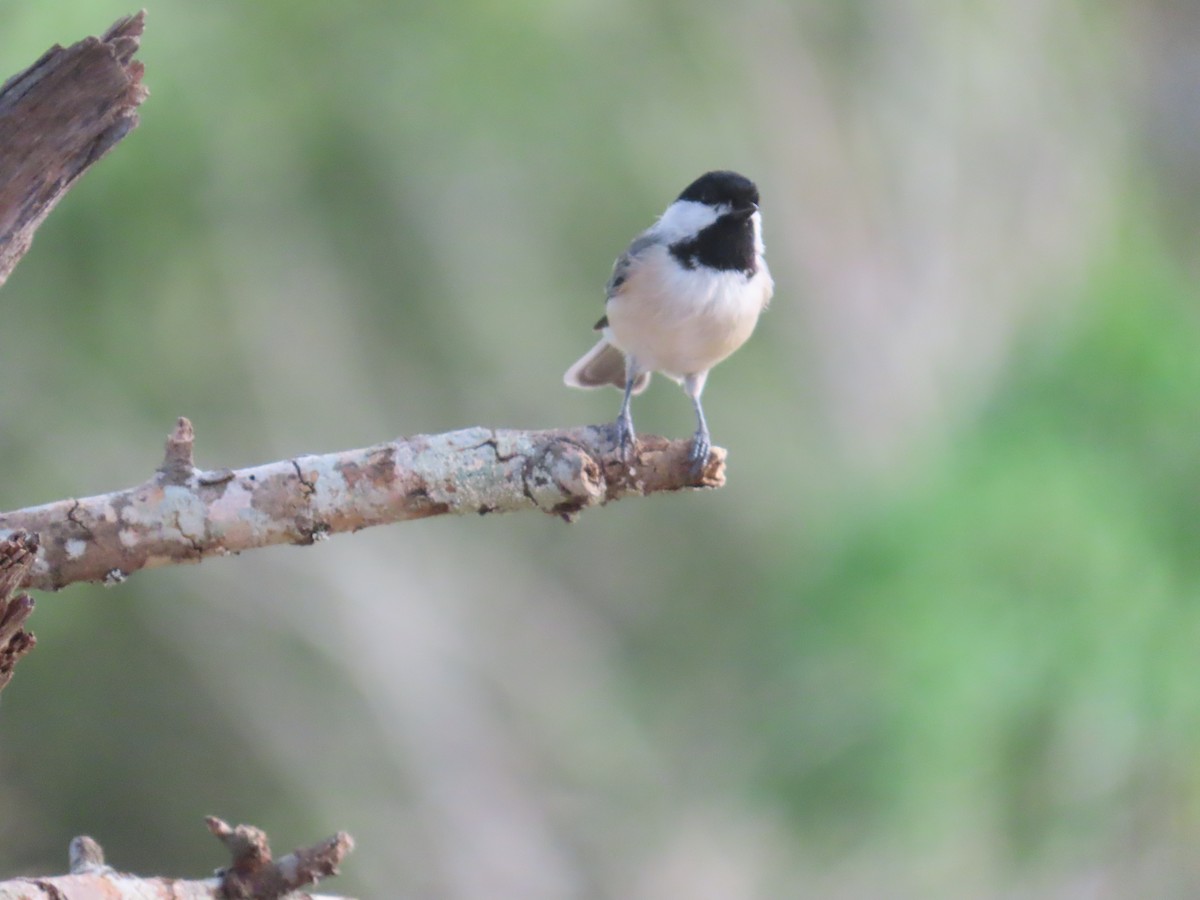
[604,243,773,381]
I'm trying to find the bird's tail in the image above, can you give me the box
[563,340,650,394]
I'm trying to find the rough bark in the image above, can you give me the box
[0,11,148,286]
[0,417,725,592]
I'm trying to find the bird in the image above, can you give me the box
[563,170,773,474]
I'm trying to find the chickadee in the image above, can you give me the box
[564,170,773,473]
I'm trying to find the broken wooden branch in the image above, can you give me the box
[0,11,148,286]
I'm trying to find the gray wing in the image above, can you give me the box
[595,230,663,331]
[605,231,662,296]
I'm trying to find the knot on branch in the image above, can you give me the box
[524,438,606,521]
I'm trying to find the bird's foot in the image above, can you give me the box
[613,413,636,462]
[689,429,712,477]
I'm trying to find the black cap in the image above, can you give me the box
[676,170,760,210]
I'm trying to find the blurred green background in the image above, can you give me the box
[1,1,1198,897]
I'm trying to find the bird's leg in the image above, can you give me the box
[683,372,711,475]
[614,360,639,460]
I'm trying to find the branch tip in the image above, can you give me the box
[102,10,147,45]
[697,446,727,487]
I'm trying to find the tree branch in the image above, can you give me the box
[0,11,148,286]
[0,822,355,900]
[0,418,725,592]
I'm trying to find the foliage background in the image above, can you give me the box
[1,1,1198,896]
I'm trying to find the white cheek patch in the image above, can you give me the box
[653,200,721,242]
